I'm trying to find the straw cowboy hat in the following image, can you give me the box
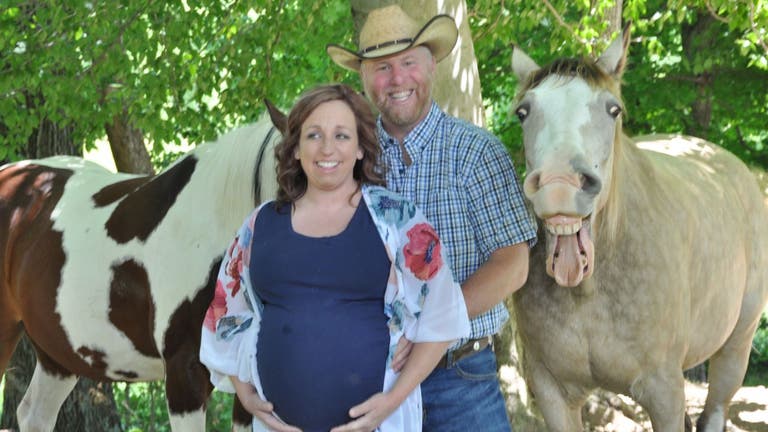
[326,5,458,72]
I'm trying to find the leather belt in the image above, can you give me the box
[435,335,493,368]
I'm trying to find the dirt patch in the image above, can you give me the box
[500,365,768,431]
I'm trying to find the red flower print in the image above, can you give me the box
[203,280,228,331]
[403,223,443,280]
[226,244,244,296]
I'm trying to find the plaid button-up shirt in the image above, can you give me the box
[379,102,537,347]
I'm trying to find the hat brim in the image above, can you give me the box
[327,14,458,72]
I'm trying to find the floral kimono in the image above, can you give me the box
[199,185,470,431]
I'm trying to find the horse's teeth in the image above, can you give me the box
[547,221,581,236]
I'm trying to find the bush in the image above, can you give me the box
[745,309,768,386]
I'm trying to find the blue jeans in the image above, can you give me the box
[421,346,512,431]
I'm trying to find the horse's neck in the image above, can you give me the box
[595,133,660,246]
[182,123,272,236]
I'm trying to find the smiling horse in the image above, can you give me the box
[0,117,279,431]
[510,28,768,431]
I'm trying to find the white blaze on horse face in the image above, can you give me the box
[520,75,618,220]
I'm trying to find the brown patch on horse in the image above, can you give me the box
[162,257,220,414]
[114,370,139,379]
[104,156,197,244]
[75,346,109,371]
[92,176,152,207]
[109,259,160,358]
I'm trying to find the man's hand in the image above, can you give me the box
[390,337,413,372]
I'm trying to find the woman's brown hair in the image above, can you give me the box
[274,83,385,206]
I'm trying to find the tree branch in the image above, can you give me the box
[704,1,729,24]
[541,0,589,46]
[469,0,506,42]
[85,1,152,79]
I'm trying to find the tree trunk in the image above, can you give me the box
[348,0,485,126]
[682,12,716,137]
[0,119,123,432]
[105,109,155,175]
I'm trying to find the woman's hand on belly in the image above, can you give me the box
[229,375,302,432]
[329,392,399,432]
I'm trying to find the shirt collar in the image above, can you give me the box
[378,102,442,154]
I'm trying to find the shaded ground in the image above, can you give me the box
[500,365,768,431]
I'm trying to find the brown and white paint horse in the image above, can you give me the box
[0,117,280,431]
[510,28,768,431]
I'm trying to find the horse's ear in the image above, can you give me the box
[264,99,287,134]
[512,44,540,83]
[597,21,631,77]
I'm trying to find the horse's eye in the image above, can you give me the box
[515,105,529,122]
[607,103,622,118]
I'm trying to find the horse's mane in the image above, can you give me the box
[176,115,278,229]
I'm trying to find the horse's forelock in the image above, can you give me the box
[518,58,622,101]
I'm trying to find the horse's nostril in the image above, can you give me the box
[580,172,602,195]
[523,171,542,196]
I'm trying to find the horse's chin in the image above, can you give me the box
[543,216,595,287]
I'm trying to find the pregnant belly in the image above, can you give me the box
[256,303,389,431]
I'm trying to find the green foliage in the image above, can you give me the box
[114,382,170,432]
[746,309,768,386]
[3,1,766,167]
[0,0,356,160]
[113,382,234,432]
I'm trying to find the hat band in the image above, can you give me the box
[360,38,414,55]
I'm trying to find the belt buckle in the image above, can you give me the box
[438,336,491,369]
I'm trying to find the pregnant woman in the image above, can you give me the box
[200,84,469,432]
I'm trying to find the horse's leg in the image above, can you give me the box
[630,368,686,432]
[164,342,212,432]
[16,361,78,432]
[525,360,584,431]
[232,394,253,432]
[696,309,762,432]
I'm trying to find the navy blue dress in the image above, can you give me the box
[249,201,391,431]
